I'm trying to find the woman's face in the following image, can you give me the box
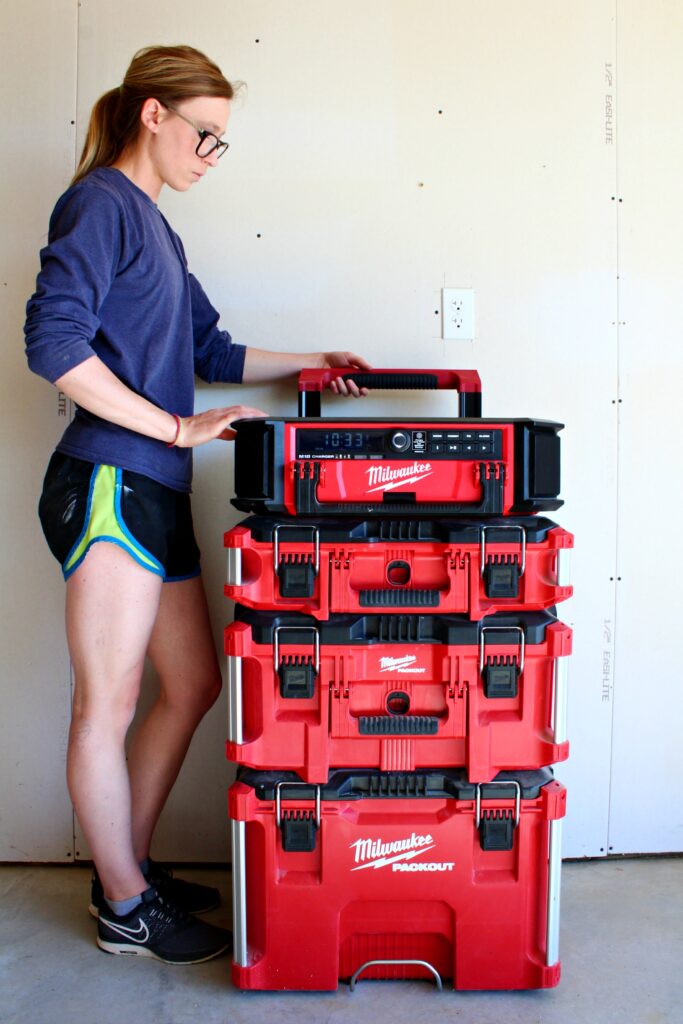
[150,95,231,193]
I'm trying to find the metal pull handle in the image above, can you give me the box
[231,820,248,967]
[546,819,563,965]
[475,780,522,828]
[479,625,525,675]
[553,656,569,744]
[226,547,242,587]
[349,959,443,992]
[556,547,571,586]
[275,781,321,828]
[227,656,243,744]
[479,525,527,577]
[273,523,320,576]
[273,625,320,674]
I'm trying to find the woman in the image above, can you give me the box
[25,44,369,965]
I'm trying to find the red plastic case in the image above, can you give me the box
[225,515,573,619]
[225,609,571,782]
[229,767,566,991]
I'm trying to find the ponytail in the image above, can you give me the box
[71,46,235,186]
[72,87,137,184]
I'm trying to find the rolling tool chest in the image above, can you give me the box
[229,768,566,991]
[224,367,572,992]
[224,515,573,619]
[225,608,571,781]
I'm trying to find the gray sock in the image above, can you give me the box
[104,892,143,917]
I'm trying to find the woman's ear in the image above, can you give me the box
[139,97,165,136]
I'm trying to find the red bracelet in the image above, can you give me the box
[166,414,182,447]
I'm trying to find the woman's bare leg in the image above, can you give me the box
[127,574,222,863]
[65,542,163,901]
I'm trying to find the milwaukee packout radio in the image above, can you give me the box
[232,369,563,517]
[224,514,573,619]
[225,608,571,782]
[229,767,566,991]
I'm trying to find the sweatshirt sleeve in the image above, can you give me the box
[24,186,123,384]
[189,272,246,384]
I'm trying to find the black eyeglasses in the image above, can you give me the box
[163,103,230,159]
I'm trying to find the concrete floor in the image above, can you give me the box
[1,858,681,1024]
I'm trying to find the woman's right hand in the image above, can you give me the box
[175,405,269,447]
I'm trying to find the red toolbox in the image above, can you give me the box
[225,609,571,782]
[229,767,566,991]
[231,369,563,518]
[224,515,573,619]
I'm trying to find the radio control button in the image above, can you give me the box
[390,430,411,452]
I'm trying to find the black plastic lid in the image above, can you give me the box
[236,514,559,546]
[238,767,555,803]
[233,606,557,646]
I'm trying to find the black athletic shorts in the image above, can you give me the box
[38,452,201,582]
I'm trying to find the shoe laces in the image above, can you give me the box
[148,893,192,929]
[147,860,180,893]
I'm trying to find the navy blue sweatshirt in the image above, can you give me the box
[25,167,246,491]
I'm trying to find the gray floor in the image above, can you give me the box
[1,858,681,1024]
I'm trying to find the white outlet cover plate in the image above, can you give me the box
[442,287,475,340]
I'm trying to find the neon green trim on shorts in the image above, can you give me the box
[63,464,164,578]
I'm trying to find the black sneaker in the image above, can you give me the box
[89,860,221,918]
[97,888,232,964]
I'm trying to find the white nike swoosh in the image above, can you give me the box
[103,917,150,944]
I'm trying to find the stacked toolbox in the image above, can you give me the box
[224,368,573,992]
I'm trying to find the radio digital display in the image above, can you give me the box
[296,430,385,455]
[295,426,504,459]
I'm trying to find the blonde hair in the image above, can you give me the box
[72,45,235,185]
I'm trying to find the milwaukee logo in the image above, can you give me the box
[350,832,436,871]
[379,655,426,674]
[365,461,433,494]
[349,833,455,873]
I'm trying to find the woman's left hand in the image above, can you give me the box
[320,351,372,397]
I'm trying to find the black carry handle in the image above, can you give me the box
[297,367,482,417]
[358,716,439,735]
[359,589,440,608]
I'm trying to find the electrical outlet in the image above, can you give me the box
[442,288,475,340]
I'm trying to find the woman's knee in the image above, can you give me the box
[161,666,223,721]
[201,668,223,711]
[70,679,140,741]
[190,666,224,716]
